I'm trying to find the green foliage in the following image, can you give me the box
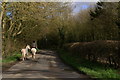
[89,2,119,40]
[2,51,21,63]
[58,50,120,78]
[90,2,104,20]
[2,2,71,56]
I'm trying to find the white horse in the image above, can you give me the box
[31,48,37,59]
[21,45,30,61]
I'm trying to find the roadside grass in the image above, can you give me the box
[57,49,120,79]
[1,52,22,63]
[1,48,40,63]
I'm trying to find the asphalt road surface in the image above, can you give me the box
[2,50,92,80]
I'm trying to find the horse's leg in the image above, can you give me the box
[22,53,25,61]
[22,55,24,61]
[26,52,29,56]
[32,54,34,59]
[25,53,28,60]
[33,52,35,59]
[22,58,24,61]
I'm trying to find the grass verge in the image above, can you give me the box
[57,49,120,79]
[1,52,21,63]
[1,51,22,72]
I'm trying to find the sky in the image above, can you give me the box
[72,2,96,14]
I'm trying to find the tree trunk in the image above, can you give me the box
[0,2,7,57]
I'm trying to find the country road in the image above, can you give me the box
[2,50,91,80]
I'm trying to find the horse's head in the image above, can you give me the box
[26,45,31,49]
